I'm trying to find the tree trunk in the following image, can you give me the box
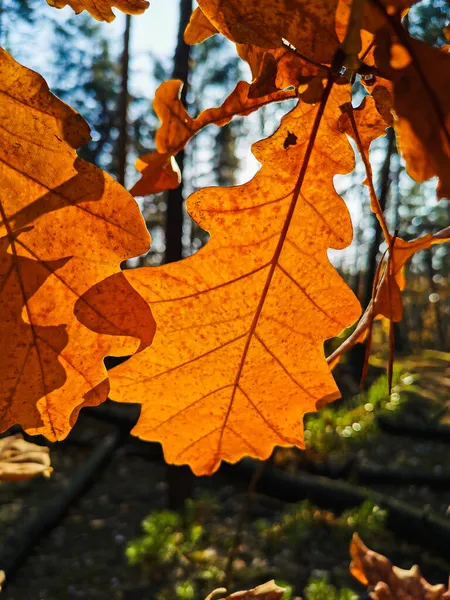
[164,0,193,264]
[165,0,194,510]
[425,248,446,349]
[117,14,131,186]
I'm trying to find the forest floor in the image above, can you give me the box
[0,349,449,600]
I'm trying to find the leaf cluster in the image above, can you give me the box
[1,0,449,475]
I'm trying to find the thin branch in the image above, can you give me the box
[281,38,331,72]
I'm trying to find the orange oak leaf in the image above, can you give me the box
[131,152,181,197]
[327,228,450,365]
[110,81,361,475]
[184,8,322,99]
[184,6,219,45]
[45,0,149,21]
[0,48,154,440]
[195,0,345,64]
[368,28,450,199]
[237,43,324,100]
[350,533,450,600]
[0,434,52,482]
[376,228,450,322]
[131,79,296,196]
[191,0,400,66]
[205,581,285,600]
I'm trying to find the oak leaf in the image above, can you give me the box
[350,533,450,600]
[367,30,450,199]
[110,82,361,475]
[375,229,450,322]
[205,581,285,600]
[184,7,219,45]
[237,44,324,100]
[185,8,322,99]
[195,0,342,64]
[0,434,52,481]
[45,0,149,21]
[0,48,154,440]
[327,228,450,365]
[131,79,296,196]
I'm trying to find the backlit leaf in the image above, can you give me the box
[368,30,450,199]
[195,0,342,64]
[110,82,361,475]
[184,7,218,45]
[45,0,149,21]
[131,79,296,196]
[0,48,154,440]
[327,228,450,365]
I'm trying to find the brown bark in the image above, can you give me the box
[164,0,193,264]
[117,14,132,186]
[425,248,446,349]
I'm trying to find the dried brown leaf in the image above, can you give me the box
[184,7,219,44]
[350,533,450,600]
[367,30,450,199]
[206,581,285,600]
[0,434,52,481]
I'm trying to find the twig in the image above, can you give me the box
[281,38,330,71]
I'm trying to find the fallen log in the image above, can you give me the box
[121,438,450,558]
[220,461,450,558]
[377,414,450,442]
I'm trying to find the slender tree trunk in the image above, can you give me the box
[165,0,193,511]
[362,127,395,310]
[165,0,192,263]
[117,14,131,186]
[425,248,446,349]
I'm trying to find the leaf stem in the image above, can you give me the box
[281,38,331,71]
[343,104,391,244]
[218,75,335,449]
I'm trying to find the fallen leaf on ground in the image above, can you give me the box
[206,581,285,600]
[350,533,450,599]
[0,434,52,481]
